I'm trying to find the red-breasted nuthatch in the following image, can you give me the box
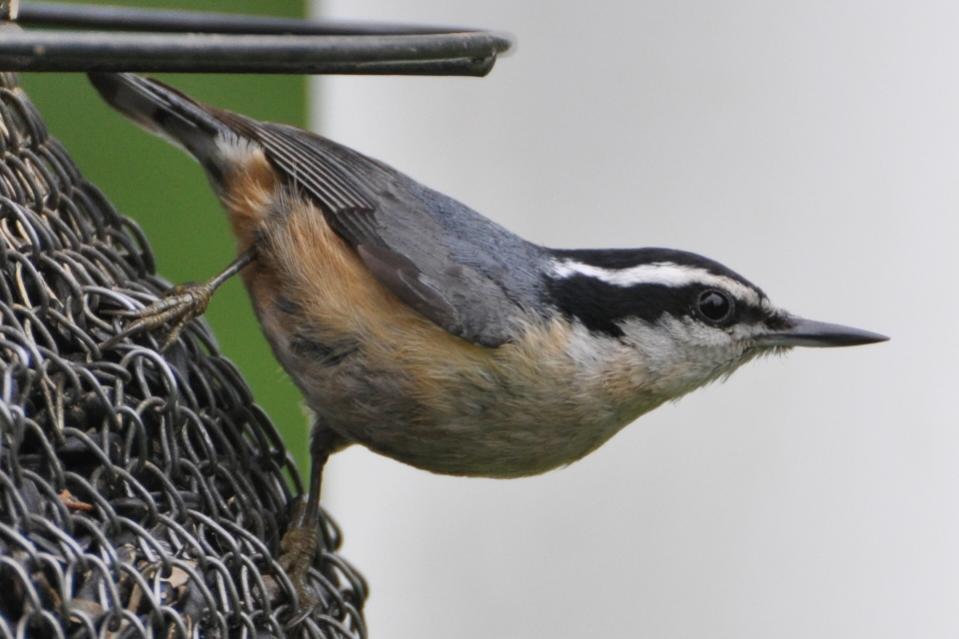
[89,72,887,605]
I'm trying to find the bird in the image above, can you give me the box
[88,72,887,608]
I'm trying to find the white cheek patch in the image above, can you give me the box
[550,258,762,307]
[618,316,754,391]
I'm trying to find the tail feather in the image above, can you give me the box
[88,73,232,168]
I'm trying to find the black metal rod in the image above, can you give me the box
[18,1,468,36]
[0,29,511,75]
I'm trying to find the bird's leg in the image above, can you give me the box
[105,248,256,350]
[279,422,336,617]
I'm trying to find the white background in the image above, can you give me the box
[313,2,957,637]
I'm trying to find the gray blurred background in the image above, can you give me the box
[316,1,957,638]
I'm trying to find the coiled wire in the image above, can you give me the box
[0,72,367,638]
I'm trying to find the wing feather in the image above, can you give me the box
[221,113,515,347]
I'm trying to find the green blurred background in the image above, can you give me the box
[22,0,312,472]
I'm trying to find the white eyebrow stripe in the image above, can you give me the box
[550,259,761,305]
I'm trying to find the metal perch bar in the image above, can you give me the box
[0,30,508,75]
[18,0,464,35]
[0,1,513,75]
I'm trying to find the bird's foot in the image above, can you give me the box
[278,502,322,626]
[104,282,214,350]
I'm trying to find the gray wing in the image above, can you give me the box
[224,115,528,347]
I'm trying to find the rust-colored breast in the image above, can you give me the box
[218,146,277,251]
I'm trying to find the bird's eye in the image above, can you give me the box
[696,289,734,324]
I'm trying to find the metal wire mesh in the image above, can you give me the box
[0,72,367,637]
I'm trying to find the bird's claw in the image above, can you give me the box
[278,522,322,627]
[103,282,214,351]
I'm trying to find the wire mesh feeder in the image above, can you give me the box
[0,73,367,637]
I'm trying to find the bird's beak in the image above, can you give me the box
[758,315,889,348]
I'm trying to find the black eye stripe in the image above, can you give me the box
[545,277,767,337]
